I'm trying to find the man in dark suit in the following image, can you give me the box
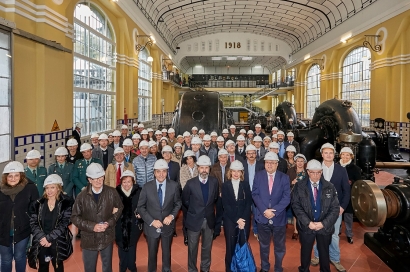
[235,135,247,160]
[252,152,291,272]
[200,135,218,165]
[227,124,238,141]
[191,137,207,160]
[225,140,245,164]
[162,145,180,183]
[254,124,266,139]
[92,133,114,170]
[253,136,266,161]
[267,142,288,173]
[72,122,82,151]
[284,131,300,154]
[209,149,230,192]
[311,143,350,272]
[109,130,123,149]
[182,155,220,272]
[137,159,182,272]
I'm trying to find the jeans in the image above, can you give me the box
[314,214,342,262]
[0,236,29,272]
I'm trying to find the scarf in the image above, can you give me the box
[339,159,352,167]
[1,179,28,201]
[121,186,132,197]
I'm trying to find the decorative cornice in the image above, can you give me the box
[321,72,342,81]
[115,53,138,68]
[370,54,410,70]
[294,81,306,87]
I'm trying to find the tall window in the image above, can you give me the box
[342,47,371,127]
[0,28,12,164]
[138,49,152,122]
[306,64,321,118]
[73,3,116,135]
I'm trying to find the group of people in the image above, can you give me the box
[0,121,361,272]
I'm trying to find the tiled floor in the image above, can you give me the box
[24,171,397,272]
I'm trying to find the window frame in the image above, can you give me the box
[306,64,321,119]
[138,48,152,122]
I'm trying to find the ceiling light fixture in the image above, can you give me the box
[304,54,310,60]
[212,57,222,60]
[147,56,153,62]
[226,57,237,60]
[340,34,352,43]
[242,57,252,60]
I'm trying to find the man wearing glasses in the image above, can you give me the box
[291,159,340,272]
[252,152,290,272]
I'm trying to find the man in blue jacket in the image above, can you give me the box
[311,143,350,272]
[252,151,291,272]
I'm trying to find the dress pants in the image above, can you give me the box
[257,223,286,272]
[343,213,353,237]
[117,227,143,272]
[298,231,332,272]
[146,233,173,272]
[187,218,214,272]
[224,220,250,272]
[82,244,113,272]
[38,244,64,272]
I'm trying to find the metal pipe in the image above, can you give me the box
[375,162,410,168]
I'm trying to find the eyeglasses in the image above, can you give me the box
[308,171,322,175]
[265,161,278,165]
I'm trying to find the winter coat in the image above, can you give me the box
[28,193,74,268]
[132,154,157,188]
[340,162,362,213]
[105,161,135,188]
[71,184,124,251]
[115,184,143,251]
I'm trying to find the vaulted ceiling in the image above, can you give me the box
[133,0,378,54]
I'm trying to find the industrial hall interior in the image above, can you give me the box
[1,0,410,272]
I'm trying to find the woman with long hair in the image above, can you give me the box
[28,174,74,271]
[0,161,39,272]
[284,145,297,169]
[140,130,149,142]
[131,133,141,157]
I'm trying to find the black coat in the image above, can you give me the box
[342,162,362,213]
[0,181,39,246]
[168,160,181,183]
[278,157,288,174]
[72,129,81,150]
[115,184,143,251]
[28,193,74,268]
[291,177,340,235]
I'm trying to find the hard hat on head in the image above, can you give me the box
[121,170,135,180]
[230,125,236,129]
[168,128,175,133]
[240,129,246,134]
[247,130,254,134]
[272,127,278,131]
[76,123,83,128]
[222,129,229,134]
[236,135,245,141]
[154,159,169,170]
[55,147,68,156]
[161,145,173,153]
[277,131,285,136]
[141,130,148,135]
[26,150,41,160]
[177,135,183,139]
[160,137,168,142]
[174,143,182,148]
[66,138,78,147]
[155,130,162,135]
[264,152,279,161]
[203,134,211,141]
[320,143,335,153]
[86,163,105,179]
[225,140,235,148]
[91,133,99,139]
[218,149,228,156]
[217,136,224,142]
[263,136,271,141]
[191,137,202,145]
[114,147,125,155]
[191,126,198,131]
[121,125,128,130]
[183,150,195,158]
[112,130,121,137]
[148,141,157,148]
[139,141,149,147]
[295,154,307,163]
[255,124,261,128]
[269,142,280,149]
[245,144,257,152]
[287,132,294,137]
[162,129,168,133]
[138,123,144,128]
[289,118,293,122]
[122,139,133,146]
[133,123,138,127]
[286,145,297,153]
[80,143,93,152]
[340,147,353,155]
[147,128,153,132]
[199,129,205,134]
[99,133,108,140]
[230,160,244,171]
[183,131,191,137]
[43,174,63,188]
[132,133,141,139]
[307,159,322,170]
[253,136,262,142]
[272,134,278,138]
[3,161,24,174]
[197,155,211,166]
[210,132,218,137]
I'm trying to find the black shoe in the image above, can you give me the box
[184,236,188,246]
[173,231,177,237]
[260,270,268,272]
[347,237,353,244]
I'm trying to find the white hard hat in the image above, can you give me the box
[230,160,244,170]
[55,147,68,156]
[255,124,261,128]
[191,126,198,131]
[123,139,133,146]
[160,137,168,142]
[225,140,235,148]
[230,125,236,129]
[340,147,353,155]
[148,141,157,148]
[141,130,148,135]
[217,136,225,142]
[269,142,280,149]
[133,123,139,127]
[272,134,278,138]
[263,136,271,141]
[247,130,254,135]
[154,159,169,170]
[222,129,229,134]
[3,161,24,174]
[26,150,41,160]
[121,125,128,130]
[177,135,183,139]
[240,129,246,134]
[289,118,293,121]
[264,151,279,161]
[80,143,93,152]
[191,137,202,145]
[245,144,257,152]
[132,133,141,139]
[86,163,105,179]
[162,145,173,153]
[287,132,294,137]
[307,159,322,170]
[174,143,182,148]
[197,155,211,166]
[43,174,64,188]
[66,138,78,147]
[99,133,108,140]
[139,140,149,147]
[162,129,168,133]
[210,132,218,137]
[295,154,307,163]
[121,170,135,180]
[286,145,297,153]
[168,128,175,133]
[218,149,229,156]
[183,150,195,158]
[199,129,205,134]
[277,131,285,136]
[155,130,162,135]
[147,128,154,132]
[320,143,335,153]
[253,136,262,142]
[114,147,125,155]
[76,123,83,128]
[108,133,113,137]
[271,127,278,131]
[91,133,99,139]
[138,123,145,128]
[236,135,245,141]
[112,130,121,137]
[183,131,191,137]
[203,134,211,141]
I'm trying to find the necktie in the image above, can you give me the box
[86,160,89,166]
[269,174,274,194]
[313,183,318,204]
[202,179,206,184]
[158,184,163,208]
[279,143,285,158]
[33,169,37,179]
[230,155,234,162]
[239,149,242,154]
[60,164,63,169]
[125,155,129,162]
[257,150,260,159]
[116,164,122,186]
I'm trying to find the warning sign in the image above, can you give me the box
[51,120,60,131]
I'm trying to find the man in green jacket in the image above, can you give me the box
[24,149,47,195]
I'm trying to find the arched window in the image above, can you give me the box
[306,64,321,118]
[342,47,371,127]
[73,3,116,135]
[138,49,152,122]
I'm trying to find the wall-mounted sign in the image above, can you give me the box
[225,42,241,49]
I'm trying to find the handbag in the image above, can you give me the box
[230,228,257,272]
